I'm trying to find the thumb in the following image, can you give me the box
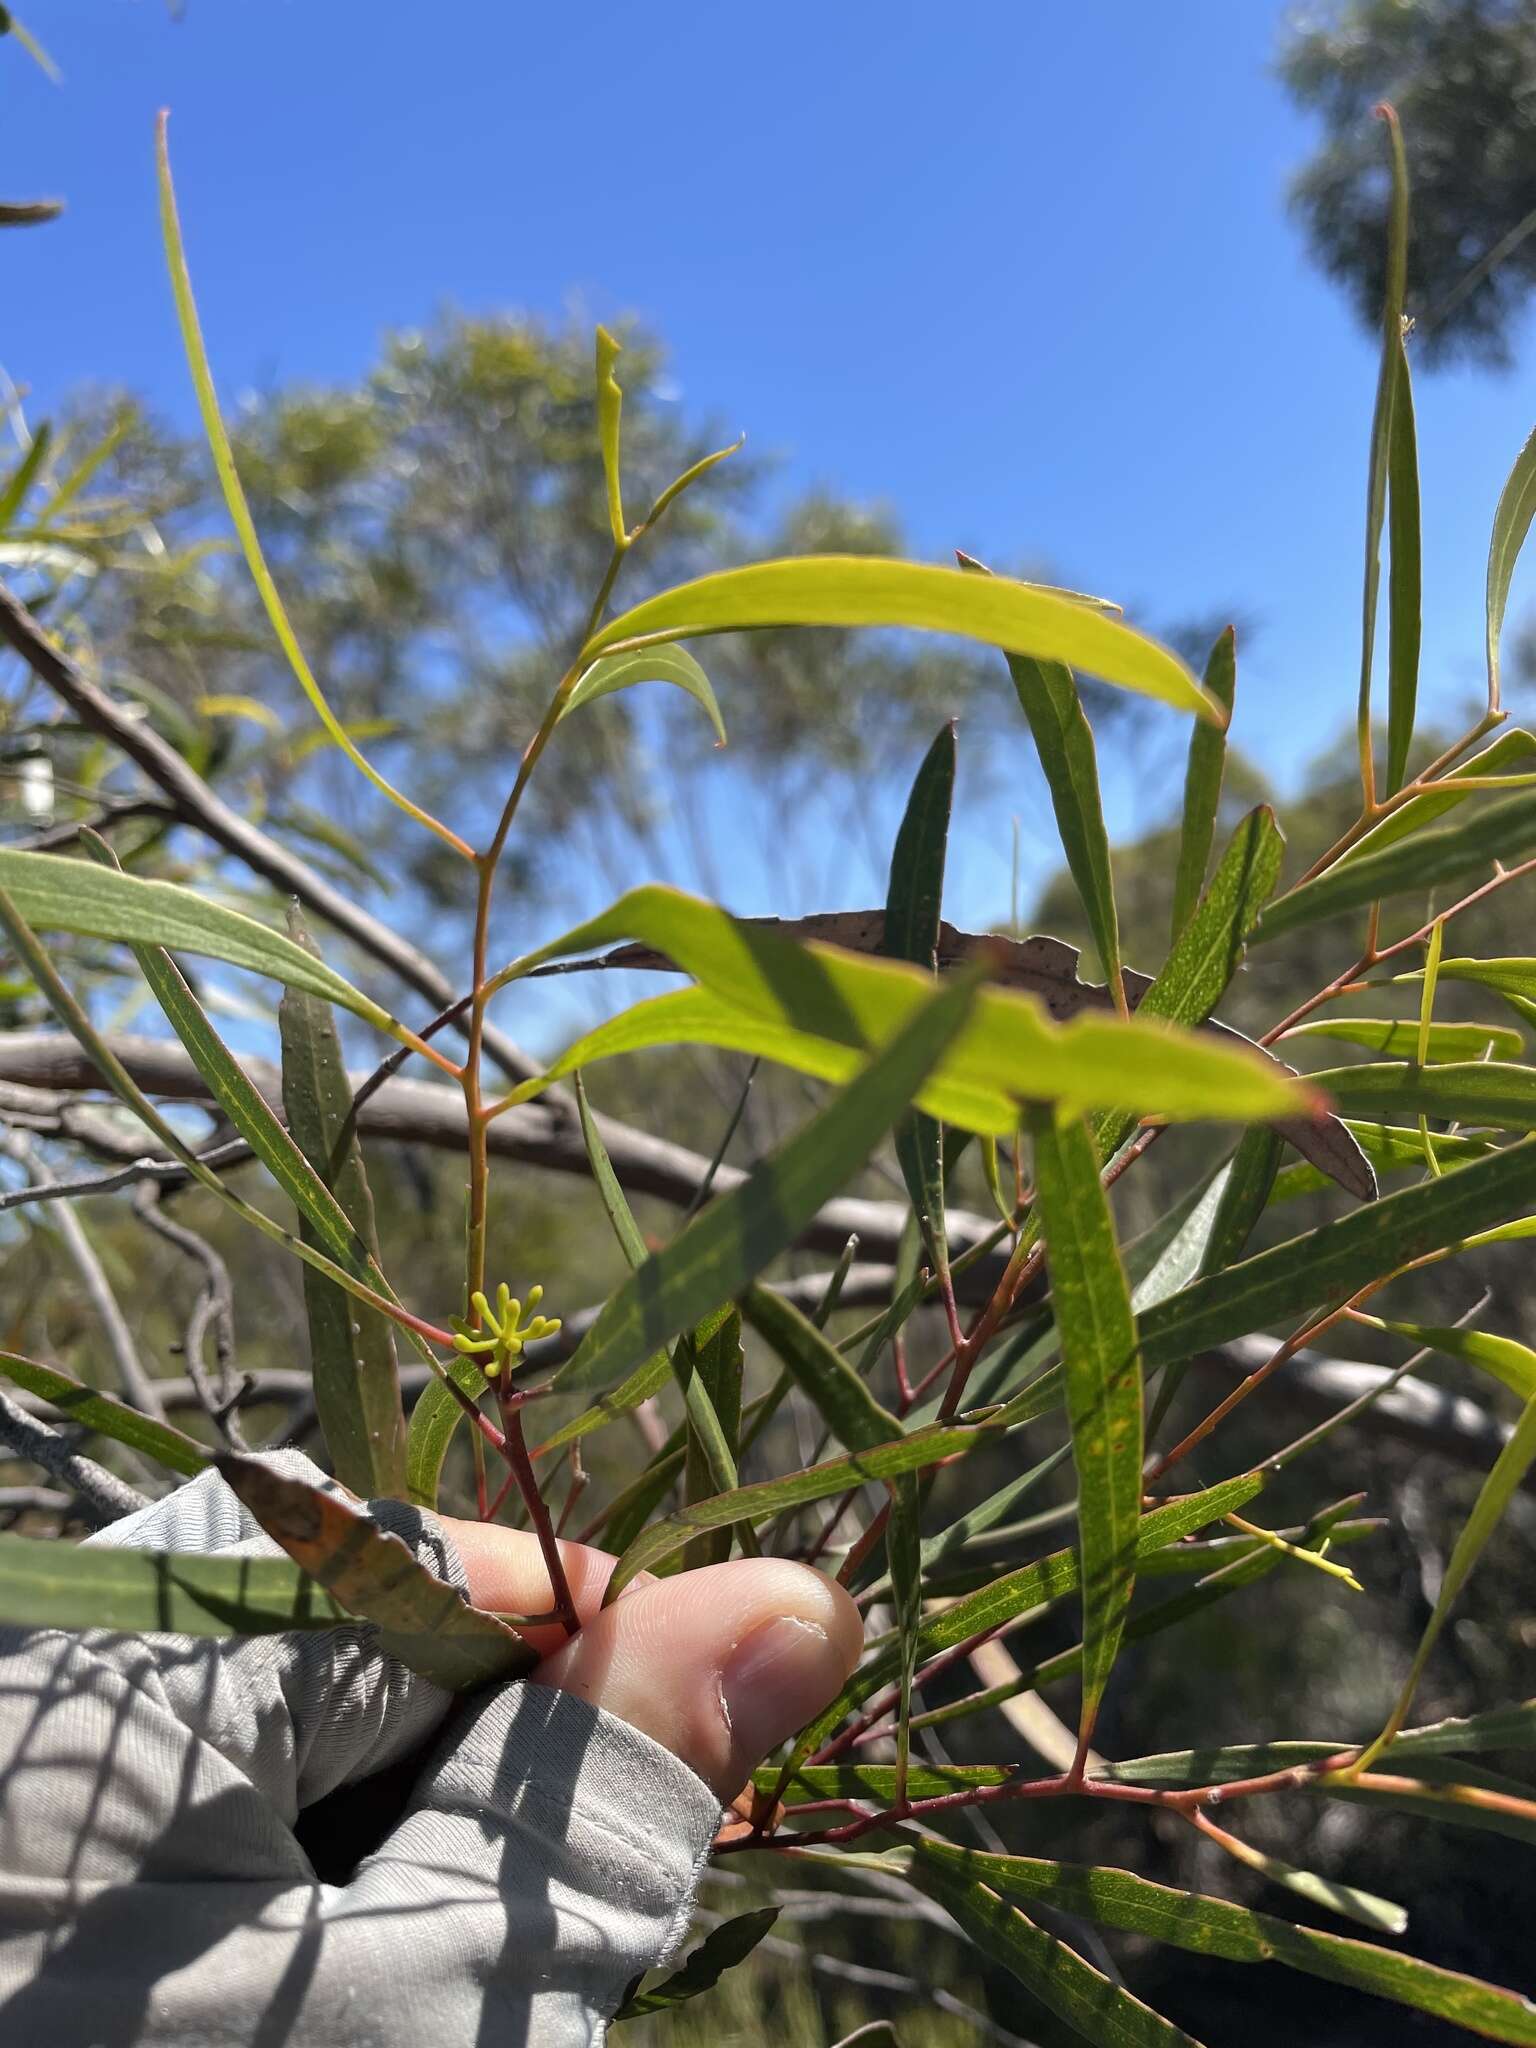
[529,1558,864,1801]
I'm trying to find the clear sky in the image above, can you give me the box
[4,0,1535,969]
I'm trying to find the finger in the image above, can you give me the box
[440,1517,624,1661]
[528,1557,863,1801]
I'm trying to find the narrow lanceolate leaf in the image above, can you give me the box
[1201,1127,1283,1276]
[280,906,408,1500]
[1285,1016,1524,1063]
[907,1850,1201,2047]
[1396,955,1536,1010]
[908,1843,1536,2047]
[1273,1121,1496,1202]
[1357,103,1410,797]
[560,645,725,746]
[961,549,1124,1002]
[1385,334,1422,795]
[1346,727,1536,864]
[494,885,1311,1130]
[1095,805,1288,1161]
[884,722,956,1278]
[613,1908,780,2020]
[547,972,981,1403]
[214,1454,534,1691]
[0,846,396,1031]
[1304,1061,1536,1132]
[778,1476,1261,1781]
[594,325,626,547]
[1363,1389,1536,1763]
[0,1350,208,1477]
[0,422,50,532]
[1171,624,1237,942]
[1370,1319,1536,1400]
[582,556,1218,719]
[609,1418,997,1593]
[1029,1105,1143,1754]
[1254,786,1536,944]
[680,1305,745,1568]
[1488,422,1536,715]
[1140,1141,1536,1369]
[0,1533,349,1637]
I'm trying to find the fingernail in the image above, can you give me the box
[719,1615,843,1765]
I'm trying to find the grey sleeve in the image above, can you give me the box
[0,1454,722,2047]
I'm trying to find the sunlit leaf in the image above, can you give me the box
[0,422,51,533]
[1356,104,1410,795]
[1302,1059,1536,1131]
[595,325,626,548]
[583,556,1218,719]
[1345,728,1536,863]
[1285,1016,1523,1063]
[1385,333,1421,794]
[560,645,725,746]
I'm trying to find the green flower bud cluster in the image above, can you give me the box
[450,1282,561,1378]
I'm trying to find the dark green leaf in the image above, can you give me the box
[1139,1141,1536,1369]
[0,1349,208,1477]
[0,1532,349,1636]
[1356,105,1410,793]
[908,1849,1201,2047]
[1254,787,1536,944]
[1385,336,1421,794]
[1345,728,1536,863]
[279,905,408,1499]
[613,1908,779,2020]
[1029,1104,1142,1753]
[885,722,956,1279]
[1170,624,1237,942]
[1304,1060,1536,1132]
[681,1305,745,1568]
[909,1842,1536,2046]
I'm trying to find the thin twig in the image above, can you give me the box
[0,1389,147,1525]
[131,1181,246,1449]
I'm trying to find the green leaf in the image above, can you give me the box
[908,1843,1536,2046]
[405,1351,493,1512]
[1139,1140,1536,1369]
[1094,805,1286,1160]
[1254,787,1536,944]
[156,114,460,855]
[494,885,1311,1130]
[1363,1390,1536,1761]
[960,550,1124,1001]
[0,1532,350,1636]
[885,722,956,1279]
[907,1848,1201,2047]
[1200,1127,1283,1277]
[595,325,626,548]
[777,1476,1262,1783]
[1028,1104,1142,1755]
[1285,1016,1523,1062]
[279,907,408,1500]
[214,1453,534,1690]
[613,1908,780,2020]
[1170,624,1238,943]
[1346,727,1536,863]
[1385,334,1421,795]
[1304,1059,1536,1132]
[1396,955,1536,1008]
[583,556,1218,719]
[0,422,50,533]
[0,1349,209,1477]
[1488,421,1536,715]
[680,1305,745,1568]
[1369,1319,1536,1400]
[1272,1119,1496,1202]
[549,971,981,1406]
[0,845,396,1033]
[560,645,725,746]
[1356,104,1410,795]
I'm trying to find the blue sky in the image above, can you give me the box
[4,1,1535,1009]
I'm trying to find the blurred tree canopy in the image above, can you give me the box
[1279,0,1536,368]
